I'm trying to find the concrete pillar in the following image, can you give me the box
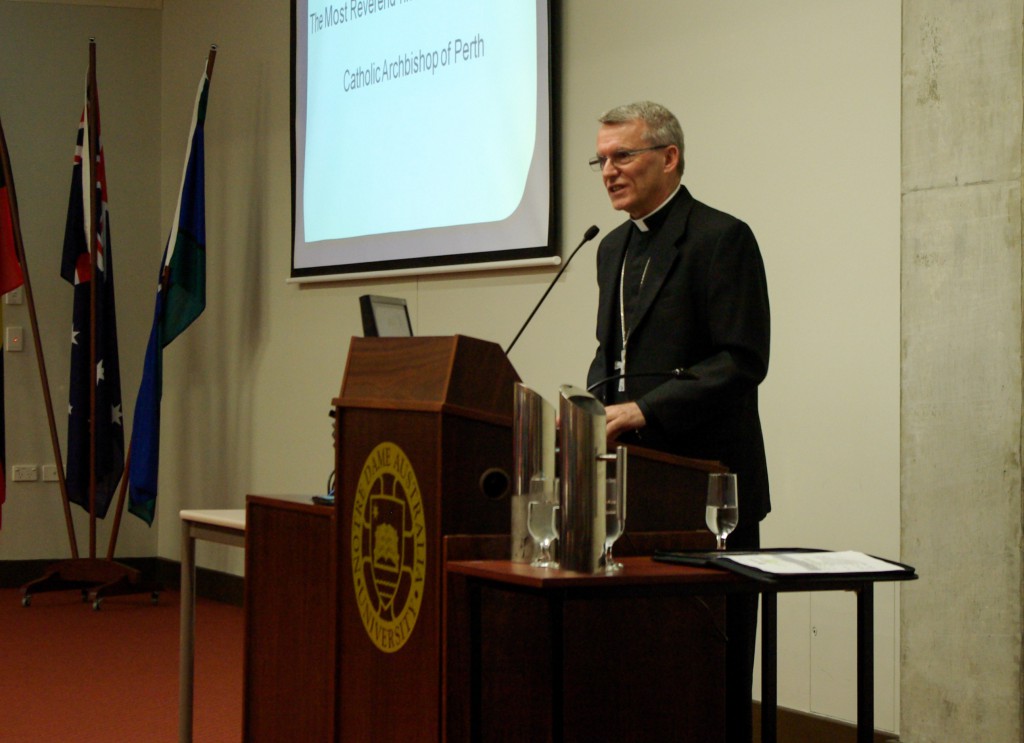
[901,2,1023,741]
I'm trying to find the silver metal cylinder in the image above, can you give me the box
[511,383,557,562]
[558,384,606,573]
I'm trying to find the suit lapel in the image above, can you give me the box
[630,188,695,333]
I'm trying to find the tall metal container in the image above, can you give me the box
[558,385,606,573]
[511,383,557,562]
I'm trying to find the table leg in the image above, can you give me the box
[760,591,778,743]
[856,584,874,743]
[179,523,196,743]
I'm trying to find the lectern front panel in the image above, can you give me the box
[334,400,513,742]
[336,408,441,741]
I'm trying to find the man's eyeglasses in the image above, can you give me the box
[589,144,669,172]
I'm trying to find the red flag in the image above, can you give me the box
[0,122,26,529]
[0,158,24,295]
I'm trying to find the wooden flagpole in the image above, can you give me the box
[86,38,99,560]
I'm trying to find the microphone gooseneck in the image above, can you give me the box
[504,225,600,355]
[586,367,698,395]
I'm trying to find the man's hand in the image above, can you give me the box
[605,401,646,441]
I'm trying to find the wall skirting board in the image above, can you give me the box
[753,703,898,743]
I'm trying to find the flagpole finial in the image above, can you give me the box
[205,46,218,79]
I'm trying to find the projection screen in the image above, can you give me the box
[291,0,557,281]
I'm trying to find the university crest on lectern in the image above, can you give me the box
[351,441,427,653]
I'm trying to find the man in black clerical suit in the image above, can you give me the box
[585,101,770,743]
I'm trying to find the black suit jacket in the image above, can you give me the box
[587,186,771,523]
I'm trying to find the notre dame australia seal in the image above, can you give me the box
[351,442,427,653]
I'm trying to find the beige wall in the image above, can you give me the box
[0,0,161,558]
[0,0,901,733]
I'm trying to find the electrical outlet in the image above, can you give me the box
[11,465,39,482]
[41,464,59,482]
[4,286,24,305]
[5,326,24,352]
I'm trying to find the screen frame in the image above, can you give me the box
[289,0,561,283]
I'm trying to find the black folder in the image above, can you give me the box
[653,548,916,584]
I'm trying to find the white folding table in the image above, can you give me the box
[178,509,246,743]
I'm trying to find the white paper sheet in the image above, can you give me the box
[723,550,904,575]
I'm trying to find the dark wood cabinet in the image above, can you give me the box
[243,497,336,743]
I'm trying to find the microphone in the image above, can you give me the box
[505,225,601,355]
[586,367,698,395]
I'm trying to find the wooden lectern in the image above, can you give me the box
[332,336,519,741]
[243,335,726,742]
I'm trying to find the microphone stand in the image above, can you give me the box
[505,225,600,355]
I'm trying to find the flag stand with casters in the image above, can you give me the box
[17,40,161,609]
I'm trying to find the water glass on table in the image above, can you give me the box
[604,478,626,571]
[705,473,738,550]
[527,498,560,568]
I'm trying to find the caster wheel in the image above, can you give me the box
[92,598,102,611]
[21,595,31,607]
[151,592,160,605]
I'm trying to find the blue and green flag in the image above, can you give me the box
[129,55,214,525]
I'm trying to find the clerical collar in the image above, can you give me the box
[631,183,682,233]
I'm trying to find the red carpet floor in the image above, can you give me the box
[0,588,242,742]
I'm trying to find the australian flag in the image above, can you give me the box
[60,89,124,519]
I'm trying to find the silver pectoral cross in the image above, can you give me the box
[616,347,627,392]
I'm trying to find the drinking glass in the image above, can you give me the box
[705,473,738,550]
[604,478,626,571]
[527,499,560,568]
